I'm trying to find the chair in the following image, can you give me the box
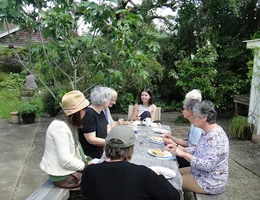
[127,105,161,121]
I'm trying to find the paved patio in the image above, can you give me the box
[0,111,259,200]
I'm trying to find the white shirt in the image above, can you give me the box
[104,108,114,125]
[138,104,153,116]
[40,120,85,176]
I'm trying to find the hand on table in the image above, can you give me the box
[162,134,176,145]
[135,116,141,121]
[166,143,184,157]
[117,118,125,125]
[164,138,177,145]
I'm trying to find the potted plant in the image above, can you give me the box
[18,101,39,124]
[229,116,254,140]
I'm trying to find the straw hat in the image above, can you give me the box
[62,90,90,116]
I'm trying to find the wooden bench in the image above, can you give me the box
[194,192,228,200]
[233,94,250,116]
[26,179,70,200]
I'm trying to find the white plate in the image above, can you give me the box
[151,128,169,134]
[132,121,141,125]
[147,149,172,158]
[150,166,176,179]
[150,136,165,145]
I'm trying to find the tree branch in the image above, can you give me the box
[14,51,56,99]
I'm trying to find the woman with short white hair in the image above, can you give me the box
[104,88,132,128]
[185,89,202,102]
[163,89,203,168]
[79,86,112,159]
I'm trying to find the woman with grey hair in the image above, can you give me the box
[80,126,180,200]
[79,86,112,159]
[163,89,203,168]
[185,89,202,102]
[167,100,229,195]
[104,88,132,128]
[163,98,204,168]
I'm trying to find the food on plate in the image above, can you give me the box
[151,136,164,143]
[152,128,169,134]
[151,149,165,156]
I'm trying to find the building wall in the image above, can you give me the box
[0,29,42,47]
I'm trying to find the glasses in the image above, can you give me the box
[192,115,201,119]
[182,107,187,111]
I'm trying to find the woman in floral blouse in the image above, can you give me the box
[167,100,229,194]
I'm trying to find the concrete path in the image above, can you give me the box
[0,112,259,200]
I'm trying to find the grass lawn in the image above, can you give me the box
[0,88,43,119]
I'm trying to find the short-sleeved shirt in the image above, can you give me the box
[137,104,153,116]
[79,107,108,159]
[188,124,203,146]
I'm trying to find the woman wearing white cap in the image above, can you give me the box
[40,90,90,192]
[81,126,180,200]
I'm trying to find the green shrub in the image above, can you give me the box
[0,72,8,82]
[0,73,25,89]
[229,116,248,138]
[0,57,22,73]
[41,87,68,116]
[18,101,39,115]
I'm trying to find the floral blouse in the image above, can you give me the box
[187,126,229,194]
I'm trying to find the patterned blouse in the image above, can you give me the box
[187,126,229,194]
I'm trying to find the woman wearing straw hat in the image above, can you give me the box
[40,90,90,192]
[80,126,180,200]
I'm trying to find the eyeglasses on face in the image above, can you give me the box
[192,115,201,119]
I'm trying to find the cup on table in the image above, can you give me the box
[144,117,151,127]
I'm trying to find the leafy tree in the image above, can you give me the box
[158,0,259,110]
[0,0,167,106]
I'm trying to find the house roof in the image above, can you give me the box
[0,23,20,39]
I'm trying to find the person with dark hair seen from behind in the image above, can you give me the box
[163,89,203,168]
[167,100,229,194]
[40,90,90,199]
[131,87,157,122]
[79,86,111,159]
[80,125,180,200]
